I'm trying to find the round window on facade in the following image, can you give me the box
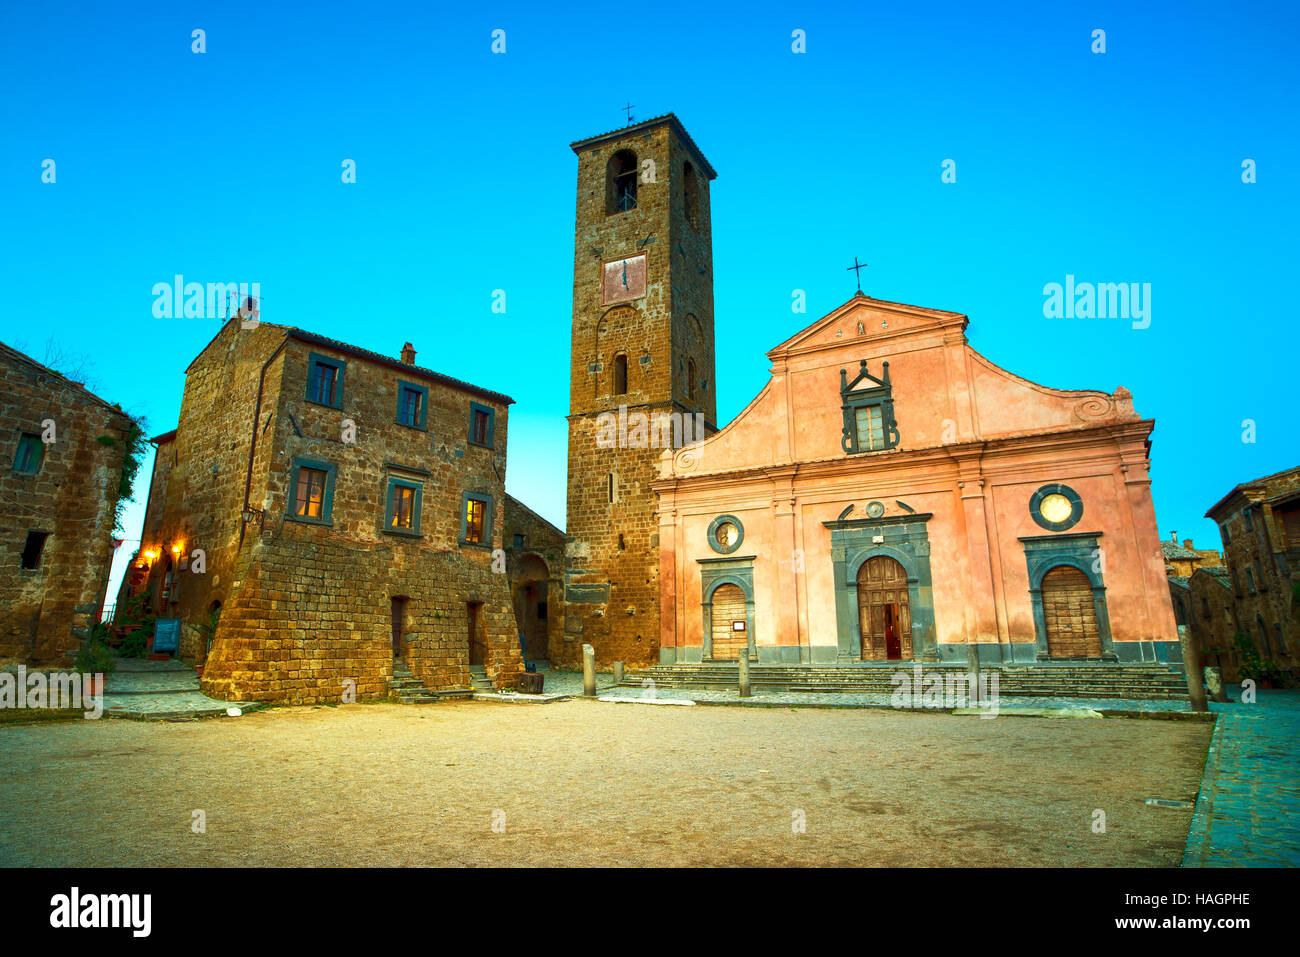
[707,514,744,554]
[1029,484,1083,531]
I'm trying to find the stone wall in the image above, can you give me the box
[0,343,132,664]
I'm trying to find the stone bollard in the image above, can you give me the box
[1204,666,1228,703]
[583,643,596,697]
[613,661,624,684]
[966,643,981,705]
[738,651,751,698]
[1177,625,1208,713]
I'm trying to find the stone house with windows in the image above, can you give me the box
[137,318,526,704]
[652,293,1179,666]
[0,341,136,664]
[1205,466,1300,676]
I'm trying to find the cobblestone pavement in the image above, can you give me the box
[1184,688,1300,867]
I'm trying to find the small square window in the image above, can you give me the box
[465,498,485,543]
[513,533,525,549]
[13,433,44,474]
[396,381,428,430]
[468,403,495,448]
[386,477,422,535]
[20,531,49,569]
[296,468,327,518]
[306,353,346,409]
[287,458,336,525]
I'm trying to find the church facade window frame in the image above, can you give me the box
[839,359,900,455]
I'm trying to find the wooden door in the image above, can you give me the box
[857,557,912,660]
[468,602,485,665]
[710,584,748,659]
[391,598,404,657]
[1041,565,1102,658]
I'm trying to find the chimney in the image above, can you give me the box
[400,342,416,365]
[1170,530,1178,542]
[1183,538,1194,550]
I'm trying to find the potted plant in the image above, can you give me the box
[74,632,116,696]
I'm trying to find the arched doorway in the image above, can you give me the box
[1041,565,1101,658]
[857,556,912,661]
[510,555,551,664]
[709,583,748,659]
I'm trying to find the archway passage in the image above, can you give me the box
[511,555,551,664]
[710,583,748,660]
[858,556,912,661]
[1041,565,1101,658]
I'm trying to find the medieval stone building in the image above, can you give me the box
[137,319,527,703]
[0,342,135,664]
[1205,465,1300,675]
[564,114,718,669]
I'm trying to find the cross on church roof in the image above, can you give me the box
[847,257,868,295]
[622,101,635,125]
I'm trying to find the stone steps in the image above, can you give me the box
[623,663,1190,700]
[468,665,494,693]
[389,659,472,705]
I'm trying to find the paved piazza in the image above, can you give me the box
[0,700,1209,867]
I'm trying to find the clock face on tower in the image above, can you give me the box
[602,253,647,305]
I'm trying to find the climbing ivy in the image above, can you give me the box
[97,417,148,535]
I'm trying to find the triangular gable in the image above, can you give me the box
[767,293,968,361]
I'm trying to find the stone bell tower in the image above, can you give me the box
[564,114,718,668]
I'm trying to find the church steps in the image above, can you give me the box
[621,663,1189,700]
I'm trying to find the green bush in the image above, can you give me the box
[118,630,148,658]
[74,638,115,675]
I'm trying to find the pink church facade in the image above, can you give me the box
[653,294,1179,666]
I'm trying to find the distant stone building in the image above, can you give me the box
[1161,533,1222,579]
[1162,531,1221,632]
[1205,466,1300,675]
[1185,566,1241,681]
[137,319,527,703]
[503,493,566,664]
[0,342,136,664]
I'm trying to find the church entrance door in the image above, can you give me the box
[710,583,748,660]
[1041,565,1101,658]
[858,556,912,661]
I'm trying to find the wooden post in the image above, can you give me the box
[1177,625,1208,712]
[738,651,751,698]
[583,643,596,697]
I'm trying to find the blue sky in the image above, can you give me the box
[2,0,1296,604]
